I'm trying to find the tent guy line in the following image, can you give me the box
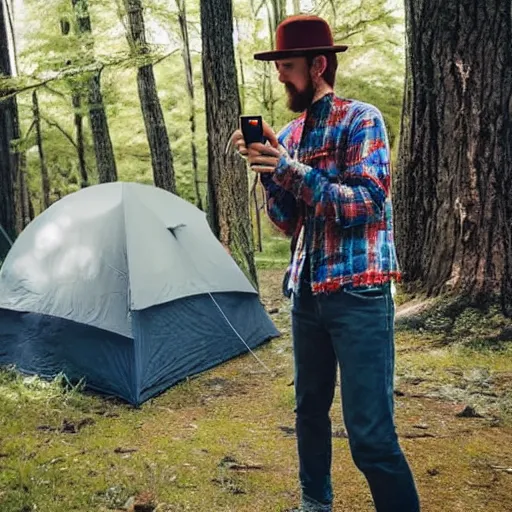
[208,292,273,375]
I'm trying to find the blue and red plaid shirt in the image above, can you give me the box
[261,93,401,295]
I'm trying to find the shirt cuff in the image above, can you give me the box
[273,152,308,193]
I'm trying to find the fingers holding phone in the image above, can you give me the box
[231,130,248,157]
[261,120,278,148]
[239,116,280,172]
[247,143,281,173]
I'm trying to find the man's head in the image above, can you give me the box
[253,15,346,112]
[276,53,338,112]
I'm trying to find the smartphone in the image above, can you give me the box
[240,115,264,145]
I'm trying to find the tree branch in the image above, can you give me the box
[0,50,179,104]
[41,116,77,149]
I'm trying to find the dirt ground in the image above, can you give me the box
[0,269,511,512]
[257,270,512,512]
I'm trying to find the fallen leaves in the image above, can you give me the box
[36,417,96,433]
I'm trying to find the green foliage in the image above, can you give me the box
[7,0,404,218]
[235,0,405,152]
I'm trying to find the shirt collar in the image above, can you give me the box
[304,92,334,122]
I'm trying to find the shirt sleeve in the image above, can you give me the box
[259,130,300,237]
[271,105,391,228]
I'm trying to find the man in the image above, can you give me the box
[232,14,420,512]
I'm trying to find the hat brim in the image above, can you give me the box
[253,45,348,61]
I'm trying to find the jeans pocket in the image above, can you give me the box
[343,285,385,300]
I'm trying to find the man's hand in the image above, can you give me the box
[247,143,283,173]
[230,120,283,173]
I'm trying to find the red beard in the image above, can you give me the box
[285,78,316,113]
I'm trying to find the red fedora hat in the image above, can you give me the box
[254,15,348,61]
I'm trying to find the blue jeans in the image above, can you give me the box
[291,281,420,512]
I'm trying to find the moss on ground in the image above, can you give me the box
[0,269,511,512]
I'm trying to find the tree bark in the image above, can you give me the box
[71,0,117,183]
[72,94,89,187]
[32,91,51,210]
[124,0,176,193]
[86,72,117,182]
[7,0,30,233]
[61,13,89,187]
[396,0,512,314]
[200,0,258,287]
[268,0,286,28]
[0,0,17,248]
[15,152,30,232]
[250,175,263,253]
[177,0,202,208]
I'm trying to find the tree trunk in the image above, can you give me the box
[7,0,30,233]
[263,61,275,126]
[32,91,50,210]
[71,0,117,183]
[124,0,176,193]
[0,0,17,248]
[269,0,286,28]
[200,0,258,287]
[72,94,89,187]
[292,0,301,14]
[251,175,263,253]
[61,14,89,187]
[177,0,202,208]
[86,72,117,182]
[395,0,512,314]
[15,152,30,232]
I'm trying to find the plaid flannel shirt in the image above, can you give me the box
[261,93,400,295]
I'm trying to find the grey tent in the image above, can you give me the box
[0,182,278,404]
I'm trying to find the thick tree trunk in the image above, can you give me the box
[124,0,176,193]
[177,0,202,208]
[71,0,117,183]
[32,91,50,210]
[0,0,17,247]
[396,0,512,313]
[200,0,258,287]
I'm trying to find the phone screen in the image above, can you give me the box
[240,115,264,145]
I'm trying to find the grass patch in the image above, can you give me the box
[0,270,511,511]
[396,293,512,351]
[254,217,290,271]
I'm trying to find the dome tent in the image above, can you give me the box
[0,182,278,405]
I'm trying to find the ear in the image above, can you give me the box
[310,55,328,79]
